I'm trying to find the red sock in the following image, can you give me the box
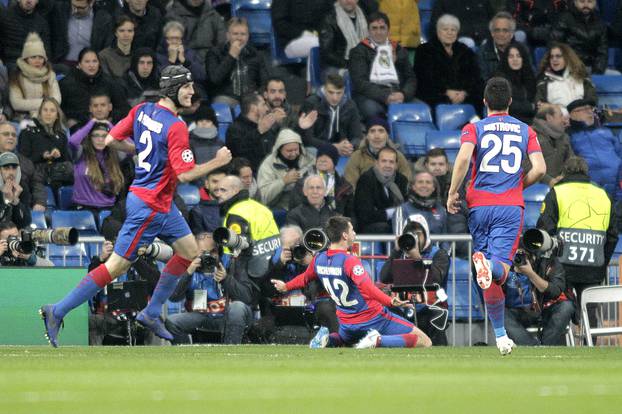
[163,254,192,277]
[89,264,113,288]
[401,333,419,348]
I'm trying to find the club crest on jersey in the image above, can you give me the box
[181,149,194,163]
[352,265,365,276]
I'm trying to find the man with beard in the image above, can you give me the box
[354,146,408,233]
[189,166,228,236]
[257,129,315,210]
[263,76,318,136]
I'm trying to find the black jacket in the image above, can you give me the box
[537,174,619,285]
[300,91,363,149]
[285,199,339,232]
[348,39,417,105]
[493,44,536,123]
[319,9,355,69]
[225,115,276,172]
[271,0,333,48]
[59,67,130,124]
[188,198,221,235]
[18,119,71,167]
[430,0,494,45]
[505,0,568,46]
[120,4,163,51]
[354,167,408,230]
[50,0,115,62]
[0,192,32,230]
[0,2,52,65]
[414,37,483,111]
[289,168,355,219]
[551,6,608,74]
[15,152,47,208]
[205,42,267,101]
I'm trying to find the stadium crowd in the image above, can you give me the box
[2,0,622,346]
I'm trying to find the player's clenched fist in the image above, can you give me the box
[215,146,232,165]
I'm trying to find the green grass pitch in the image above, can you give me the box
[1,345,621,414]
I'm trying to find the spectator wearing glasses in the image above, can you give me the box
[478,12,518,81]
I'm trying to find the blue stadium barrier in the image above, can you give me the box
[446,258,485,321]
[593,75,622,106]
[45,186,56,209]
[435,104,476,131]
[47,243,90,267]
[425,130,461,163]
[51,210,99,236]
[388,103,436,158]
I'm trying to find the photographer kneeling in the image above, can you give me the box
[505,229,576,346]
[379,214,450,345]
[165,232,255,344]
[0,221,53,266]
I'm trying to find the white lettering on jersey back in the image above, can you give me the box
[483,122,521,134]
[316,265,343,276]
[138,111,163,134]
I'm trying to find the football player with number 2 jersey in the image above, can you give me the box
[272,216,432,349]
[447,77,546,355]
[40,66,232,346]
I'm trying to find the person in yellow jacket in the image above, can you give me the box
[378,0,421,49]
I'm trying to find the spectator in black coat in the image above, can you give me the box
[477,11,517,82]
[0,0,52,67]
[348,12,417,121]
[189,104,223,166]
[120,0,164,51]
[0,153,32,229]
[271,0,333,59]
[50,0,114,65]
[319,0,369,71]
[494,43,536,123]
[551,0,608,74]
[354,146,408,233]
[225,93,277,172]
[205,18,268,107]
[59,48,130,125]
[286,175,339,232]
[123,47,159,106]
[430,0,494,47]
[300,73,362,155]
[414,14,483,112]
[505,0,568,47]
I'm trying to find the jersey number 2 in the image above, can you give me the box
[479,134,522,174]
[138,130,153,172]
[321,277,359,307]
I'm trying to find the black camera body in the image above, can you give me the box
[6,233,35,255]
[513,251,527,267]
[199,253,218,274]
[291,243,309,262]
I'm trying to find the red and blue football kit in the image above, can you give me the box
[461,113,542,265]
[110,102,196,260]
[286,250,415,345]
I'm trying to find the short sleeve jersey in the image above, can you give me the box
[110,102,195,212]
[460,113,541,208]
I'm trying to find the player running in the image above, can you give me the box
[40,66,232,346]
[447,77,546,355]
[272,216,432,349]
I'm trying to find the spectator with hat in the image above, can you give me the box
[189,104,223,165]
[0,151,32,229]
[343,117,412,188]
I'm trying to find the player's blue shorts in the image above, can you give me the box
[468,205,523,266]
[338,309,414,345]
[114,192,192,261]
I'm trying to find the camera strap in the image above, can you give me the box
[420,267,449,331]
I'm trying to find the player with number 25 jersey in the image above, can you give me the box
[447,78,546,355]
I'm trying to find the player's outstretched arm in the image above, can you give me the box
[523,151,546,188]
[105,134,136,154]
[177,146,232,183]
[447,142,474,214]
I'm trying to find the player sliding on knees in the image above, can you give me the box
[447,77,546,355]
[40,66,232,347]
[272,216,432,349]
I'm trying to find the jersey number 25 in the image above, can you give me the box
[321,277,359,307]
[479,133,522,174]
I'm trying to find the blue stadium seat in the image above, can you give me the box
[233,104,241,118]
[272,208,287,227]
[592,75,622,106]
[57,186,74,210]
[31,211,47,229]
[343,69,353,99]
[533,47,547,69]
[435,104,476,131]
[388,103,436,158]
[230,0,272,46]
[608,48,622,71]
[446,258,485,321]
[178,183,201,207]
[45,186,56,209]
[98,210,111,231]
[309,46,322,91]
[51,210,99,236]
[523,183,549,228]
[425,130,461,163]
[336,155,349,176]
[418,0,434,43]
[47,243,90,267]
[211,103,233,141]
